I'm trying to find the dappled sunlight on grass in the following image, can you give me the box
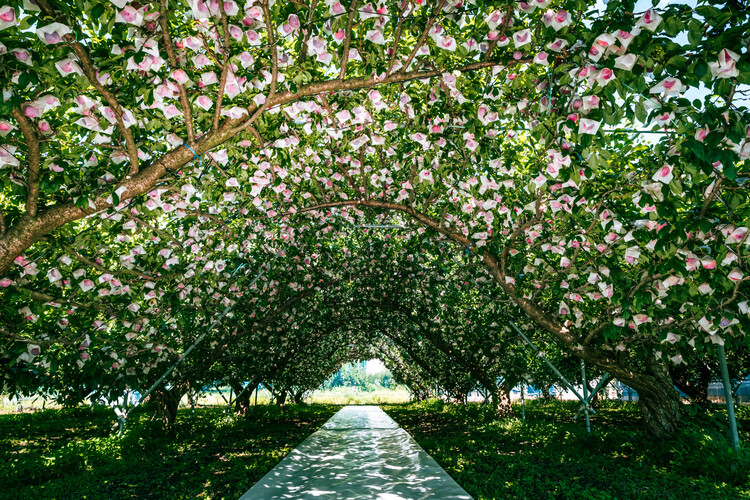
[2,400,748,499]
[383,400,750,500]
[0,404,338,499]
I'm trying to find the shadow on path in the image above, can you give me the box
[240,406,472,500]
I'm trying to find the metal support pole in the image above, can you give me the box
[123,302,235,419]
[717,344,740,451]
[520,385,526,421]
[115,406,127,437]
[225,382,254,414]
[511,322,587,403]
[574,374,610,419]
[580,360,591,434]
[255,386,259,406]
[190,391,195,422]
[214,383,230,405]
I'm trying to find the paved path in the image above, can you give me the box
[240,405,472,499]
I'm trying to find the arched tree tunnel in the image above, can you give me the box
[1,0,749,442]
[1,210,648,433]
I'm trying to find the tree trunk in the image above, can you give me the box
[276,390,288,406]
[623,360,681,439]
[293,389,305,404]
[148,386,184,428]
[231,383,250,415]
[491,390,514,418]
[540,383,554,401]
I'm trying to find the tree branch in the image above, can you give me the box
[10,109,41,217]
[400,0,448,73]
[338,0,360,80]
[213,0,232,131]
[297,0,319,66]
[37,0,140,177]
[62,243,159,281]
[159,0,195,144]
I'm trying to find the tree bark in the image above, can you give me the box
[231,382,250,415]
[292,389,305,404]
[492,390,514,418]
[148,385,185,428]
[540,383,554,401]
[621,360,681,439]
[276,389,287,406]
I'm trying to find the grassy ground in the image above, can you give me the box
[2,399,748,499]
[0,386,411,412]
[0,404,339,499]
[308,387,412,405]
[383,399,750,500]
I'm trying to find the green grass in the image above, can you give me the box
[308,386,412,405]
[0,404,339,499]
[382,399,750,500]
[1,400,748,499]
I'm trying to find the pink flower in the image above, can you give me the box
[116,6,143,26]
[329,2,345,15]
[578,118,600,135]
[547,38,568,52]
[513,29,531,47]
[11,48,32,65]
[440,36,457,51]
[171,69,189,84]
[485,9,505,30]
[0,119,16,136]
[36,22,70,44]
[534,51,549,65]
[195,95,212,110]
[652,164,673,183]
[614,53,637,71]
[55,56,83,76]
[23,104,40,118]
[701,257,716,270]
[624,246,641,264]
[650,77,686,96]
[0,5,17,30]
[366,29,385,45]
[709,49,740,79]
[595,68,615,86]
[728,267,744,282]
[636,9,662,32]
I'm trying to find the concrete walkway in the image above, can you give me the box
[240,405,472,499]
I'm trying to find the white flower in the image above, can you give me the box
[635,9,662,32]
[614,53,637,71]
[709,49,740,79]
[578,118,601,135]
[650,77,687,96]
[652,165,673,184]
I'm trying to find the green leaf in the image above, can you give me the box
[694,60,708,80]
[715,79,732,96]
[666,55,687,71]
[687,19,703,47]
[635,101,647,123]
[91,3,105,21]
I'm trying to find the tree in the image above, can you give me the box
[1,0,749,438]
